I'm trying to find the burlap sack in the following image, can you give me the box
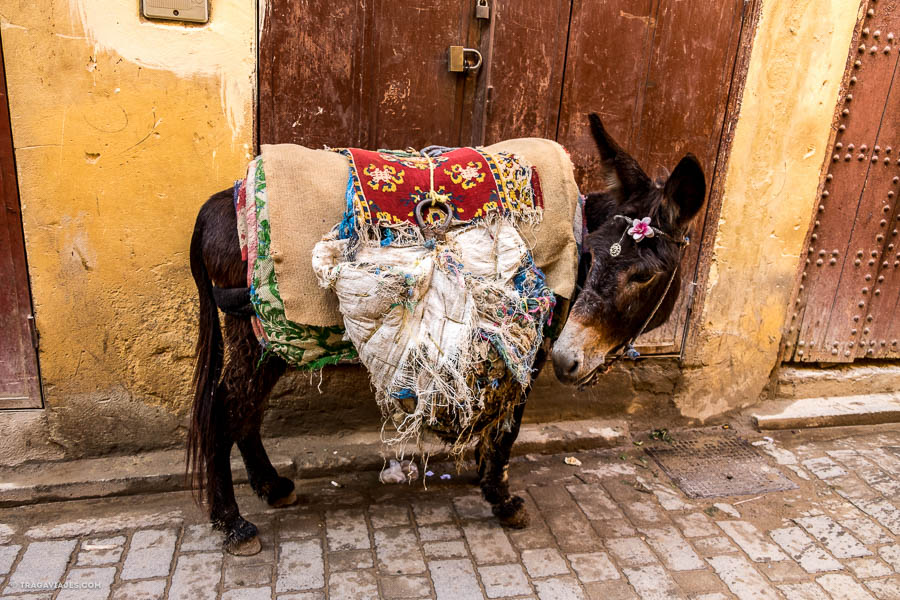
[262,139,578,328]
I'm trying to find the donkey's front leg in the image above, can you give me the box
[479,399,529,529]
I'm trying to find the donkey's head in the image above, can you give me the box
[552,113,706,385]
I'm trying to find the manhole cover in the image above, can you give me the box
[644,429,797,498]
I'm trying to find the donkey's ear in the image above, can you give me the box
[663,154,706,228]
[589,113,650,198]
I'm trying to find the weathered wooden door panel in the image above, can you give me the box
[259,0,475,150]
[0,38,41,409]
[480,0,571,144]
[558,0,746,351]
[788,0,900,363]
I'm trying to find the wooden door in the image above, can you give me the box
[787,0,900,363]
[557,0,746,353]
[0,37,41,409]
[259,0,750,355]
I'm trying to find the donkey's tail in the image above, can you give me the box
[187,201,224,508]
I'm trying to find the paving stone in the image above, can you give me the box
[277,593,325,600]
[621,565,684,600]
[417,524,461,542]
[758,560,808,583]
[25,512,183,540]
[379,574,431,599]
[509,524,557,550]
[422,540,467,559]
[325,509,370,551]
[622,502,666,525]
[428,559,482,600]
[533,575,586,600]
[803,457,848,479]
[462,521,517,565]
[673,513,719,538]
[592,519,637,538]
[866,577,900,600]
[224,562,273,588]
[328,570,378,600]
[478,564,532,598]
[641,526,705,571]
[276,539,324,593]
[816,573,877,599]
[769,526,842,573]
[691,537,737,557]
[180,524,221,552]
[829,451,900,498]
[776,582,831,600]
[670,570,727,596]
[374,527,426,575]
[57,566,116,600]
[169,551,223,600]
[846,557,894,578]
[568,552,619,583]
[583,579,638,600]
[328,549,374,571]
[221,588,272,600]
[879,544,900,571]
[72,537,122,570]
[0,544,20,576]
[606,537,657,567]
[111,579,168,600]
[4,539,77,593]
[452,494,493,520]
[121,529,178,580]
[529,486,602,552]
[839,516,894,545]
[278,513,321,539]
[566,484,625,521]
[844,497,900,535]
[794,515,872,558]
[717,521,787,563]
[411,501,454,525]
[706,555,779,600]
[691,594,729,600]
[650,486,695,512]
[521,548,569,578]
[369,504,411,529]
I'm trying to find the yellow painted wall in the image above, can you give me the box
[0,0,256,460]
[676,0,862,420]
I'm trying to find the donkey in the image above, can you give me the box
[188,113,706,555]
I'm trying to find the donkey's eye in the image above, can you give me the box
[629,271,655,285]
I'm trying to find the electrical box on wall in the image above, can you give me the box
[142,0,209,24]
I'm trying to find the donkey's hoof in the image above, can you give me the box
[266,477,298,508]
[495,495,529,529]
[270,491,298,508]
[223,517,260,556]
[227,535,262,556]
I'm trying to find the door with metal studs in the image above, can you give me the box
[259,0,748,356]
[787,0,900,363]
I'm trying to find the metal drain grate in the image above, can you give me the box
[644,429,797,498]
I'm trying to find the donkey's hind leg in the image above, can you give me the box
[212,316,291,556]
[222,315,296,508]
[479,398,529,529]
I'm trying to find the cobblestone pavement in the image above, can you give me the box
[1,424,900,600]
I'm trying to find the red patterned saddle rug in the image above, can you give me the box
[333,147,543,237]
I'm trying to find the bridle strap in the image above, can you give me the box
[577,217,690,382]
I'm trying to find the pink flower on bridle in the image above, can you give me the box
[627,217,655,242]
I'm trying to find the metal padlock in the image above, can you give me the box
[475,0,490,20]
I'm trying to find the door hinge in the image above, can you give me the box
[27,314,39,350]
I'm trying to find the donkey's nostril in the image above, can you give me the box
[566,359,580,376]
